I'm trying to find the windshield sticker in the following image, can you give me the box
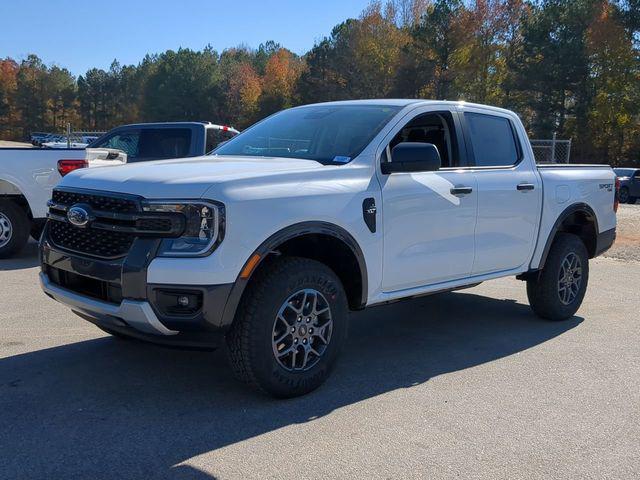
[333,156,351,163]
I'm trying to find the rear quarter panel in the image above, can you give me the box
[530,165,617,269]
[0,148,85,218]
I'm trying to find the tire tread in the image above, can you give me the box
[527,233,589,321]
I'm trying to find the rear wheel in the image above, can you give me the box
[0,200,30,259]
[225,257,349,398]
[618,186,630,203]
[527,233,589,321]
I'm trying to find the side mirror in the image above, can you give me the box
[381,142,441,174]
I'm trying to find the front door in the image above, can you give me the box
[378,109,478,292]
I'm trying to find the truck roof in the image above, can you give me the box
[113,121,221,129]
[297,99,518,116]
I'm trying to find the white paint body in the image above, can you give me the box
[0,148,86,218]
[55,100,617,306]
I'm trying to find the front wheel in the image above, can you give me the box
[0,200,30,259]
[225,257,349,398]
[527,233,589,321]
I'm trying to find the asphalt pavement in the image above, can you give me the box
[1,241,638,479]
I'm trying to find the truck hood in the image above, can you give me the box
[58,155,324,198]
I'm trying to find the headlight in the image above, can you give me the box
[142,200,224,257]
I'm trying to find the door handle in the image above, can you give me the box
[517,183,535,191]
[450,186,473,196]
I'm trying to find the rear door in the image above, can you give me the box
[460,108,542,275]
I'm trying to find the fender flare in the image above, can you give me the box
[537,202,598,269]
[219,221,368,327]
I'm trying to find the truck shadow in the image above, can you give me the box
[0,240,39,270]
[0,290,582,479]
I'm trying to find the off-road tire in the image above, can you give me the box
[225,256,349,398]
[527,233,589,321]
[0,200,30,259]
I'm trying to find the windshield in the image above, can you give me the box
[614,168,635,177]
[212,104,401,165]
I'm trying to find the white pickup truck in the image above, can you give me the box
[0,147,91,257]
[39,100,617,397]
[0,122,238,258]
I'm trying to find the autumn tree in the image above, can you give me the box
[0,0,638,165]
[394,0,465,99]
[452,0,528,104]
[586,1,640,165]
[0,58,19,138]
[259,49,304,116]
[224,61,262,128]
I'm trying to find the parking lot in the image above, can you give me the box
[1,207,639,479]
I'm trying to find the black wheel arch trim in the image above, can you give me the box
[538,202,599,269]
[219,221,368,328]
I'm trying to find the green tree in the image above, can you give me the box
[141,47,221,121]
[45,66,77,131]
[586,1,640,165]
[394,0,464,99]
[508,0,597,146]
[15,55,49,137]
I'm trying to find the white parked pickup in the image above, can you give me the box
[0,147,115,256]
[40,100,618,397]
[0,122,239,258]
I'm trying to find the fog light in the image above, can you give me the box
[177,295,190,307]
[154,290,202,316]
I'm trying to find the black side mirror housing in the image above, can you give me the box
[381,142,442,174]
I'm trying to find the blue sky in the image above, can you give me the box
[1,0,370,76]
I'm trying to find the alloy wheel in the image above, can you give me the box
[0,212,13,248]
[557,252,582,305]
[272,288,333,372]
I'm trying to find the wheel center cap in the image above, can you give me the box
[298,325,308,336]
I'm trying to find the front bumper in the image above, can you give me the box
[40,227,234,347]
[40,272,177,336]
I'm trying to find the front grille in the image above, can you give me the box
[47,188,183,259]
[137,217,174,232]
[50,220,134,258]
[52,189,138,213]
[46,265,122,304]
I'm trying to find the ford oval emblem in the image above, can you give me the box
[67,206,90,227]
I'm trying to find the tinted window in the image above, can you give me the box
[465,113,519,167]
[614,168,636,177]
[214,105,401,165]
[91,128,192,162]
[136,128,192,161]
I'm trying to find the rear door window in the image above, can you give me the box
[135,128,192,162]
[91,128,192,161]
[465,113,520,167]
